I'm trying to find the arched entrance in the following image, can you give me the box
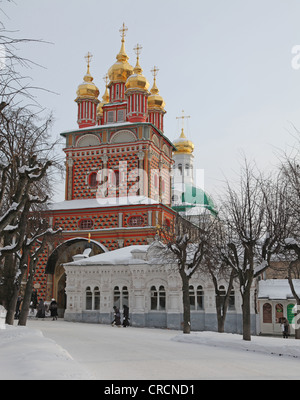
[46,238,106,317]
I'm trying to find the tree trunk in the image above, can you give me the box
[5,288,18,325]
[241,289,251,341]
[18,266,34,326]
[5,264,27,325]
[215,296,225,333]
[181,276,191,334]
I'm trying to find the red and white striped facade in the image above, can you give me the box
[77,98,99,129]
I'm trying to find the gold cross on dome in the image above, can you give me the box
[151,66,159,78]
[176,110,191,125]
[103,74,109,87]
[119,23,128,40]
[176,110,191,136]
[85,52,93,68]
[134,43,143,57]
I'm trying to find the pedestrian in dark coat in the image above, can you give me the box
[281,317,290,338]
[49,298,58,320]
[123,305,130,327]
[31,289,38,309]
[112,306,121,327]
[36,299,45,319]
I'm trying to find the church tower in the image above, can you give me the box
[38,24,176,306]
[173,111,195,188]
[147,67,166,133]
[75,53,100,129]
[125,44,150,123]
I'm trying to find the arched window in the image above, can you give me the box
[122,286,129,307]
[185,164,190,176]
[229,289,235,310]
[197,285,204,310]
[89,172,98,188]
[94,287,100,311]
[111,170,120,187]
[159,286,166,310]
[86,286,100,311]
[151,285,166,311]
[263,303,272,323]
[275,303,284,323]
[113,286,121,308]
[114,286,129,309]
[178,164,182,176]
[189,285,196,310]
[150,286,157,310]
[189,285,204,310]
[85,287,93,310]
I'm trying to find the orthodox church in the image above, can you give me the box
[32,24,254,333]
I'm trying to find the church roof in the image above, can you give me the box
[258,279,300,300]
[48,196,160,211]
[64,245,150,266]
[172,183,217,216]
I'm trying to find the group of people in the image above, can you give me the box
[14,289,58,321]
[112,305,130,328]
[35,298,58,320]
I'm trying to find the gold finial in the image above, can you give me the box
[150,66,160,95]
[151,66,159,79]
[117,23,129,62]
[85,52,93,74]
[88,233,91,243]
[103,74,109,87]
[133,43,143,74]
[176,110,191,138]
[102,74,109,103]
[119,22,128,41]
[134,43,143,58]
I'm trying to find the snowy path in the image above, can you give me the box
[24,319,300,380]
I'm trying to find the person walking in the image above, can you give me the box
[36,299,45,319]
[123,305,130,327]
[112,306,121,327]
[49,298,58,321]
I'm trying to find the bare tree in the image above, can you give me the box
[219,162,290,340]
[279,132,300,338]
[158,212,215,334]
[200,220,237,333]
[0,105,61,324]
[17,211,62,326]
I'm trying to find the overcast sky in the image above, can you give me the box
[3,0,300,202]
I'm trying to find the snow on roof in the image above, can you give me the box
[61,122,134,135]
[258,279,300,300]
[64,244,150,266]
[48,196,159,211]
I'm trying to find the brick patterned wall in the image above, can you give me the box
[53,212,119,231]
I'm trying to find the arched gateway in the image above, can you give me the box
[45,238,107,317]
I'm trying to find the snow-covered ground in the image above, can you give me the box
[1,316,300,380]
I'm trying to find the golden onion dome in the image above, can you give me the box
[125,44,150,92]
[173,129,195,154]
[108,26,133,84]
[75,54,99,101]
[148,76,165,111]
